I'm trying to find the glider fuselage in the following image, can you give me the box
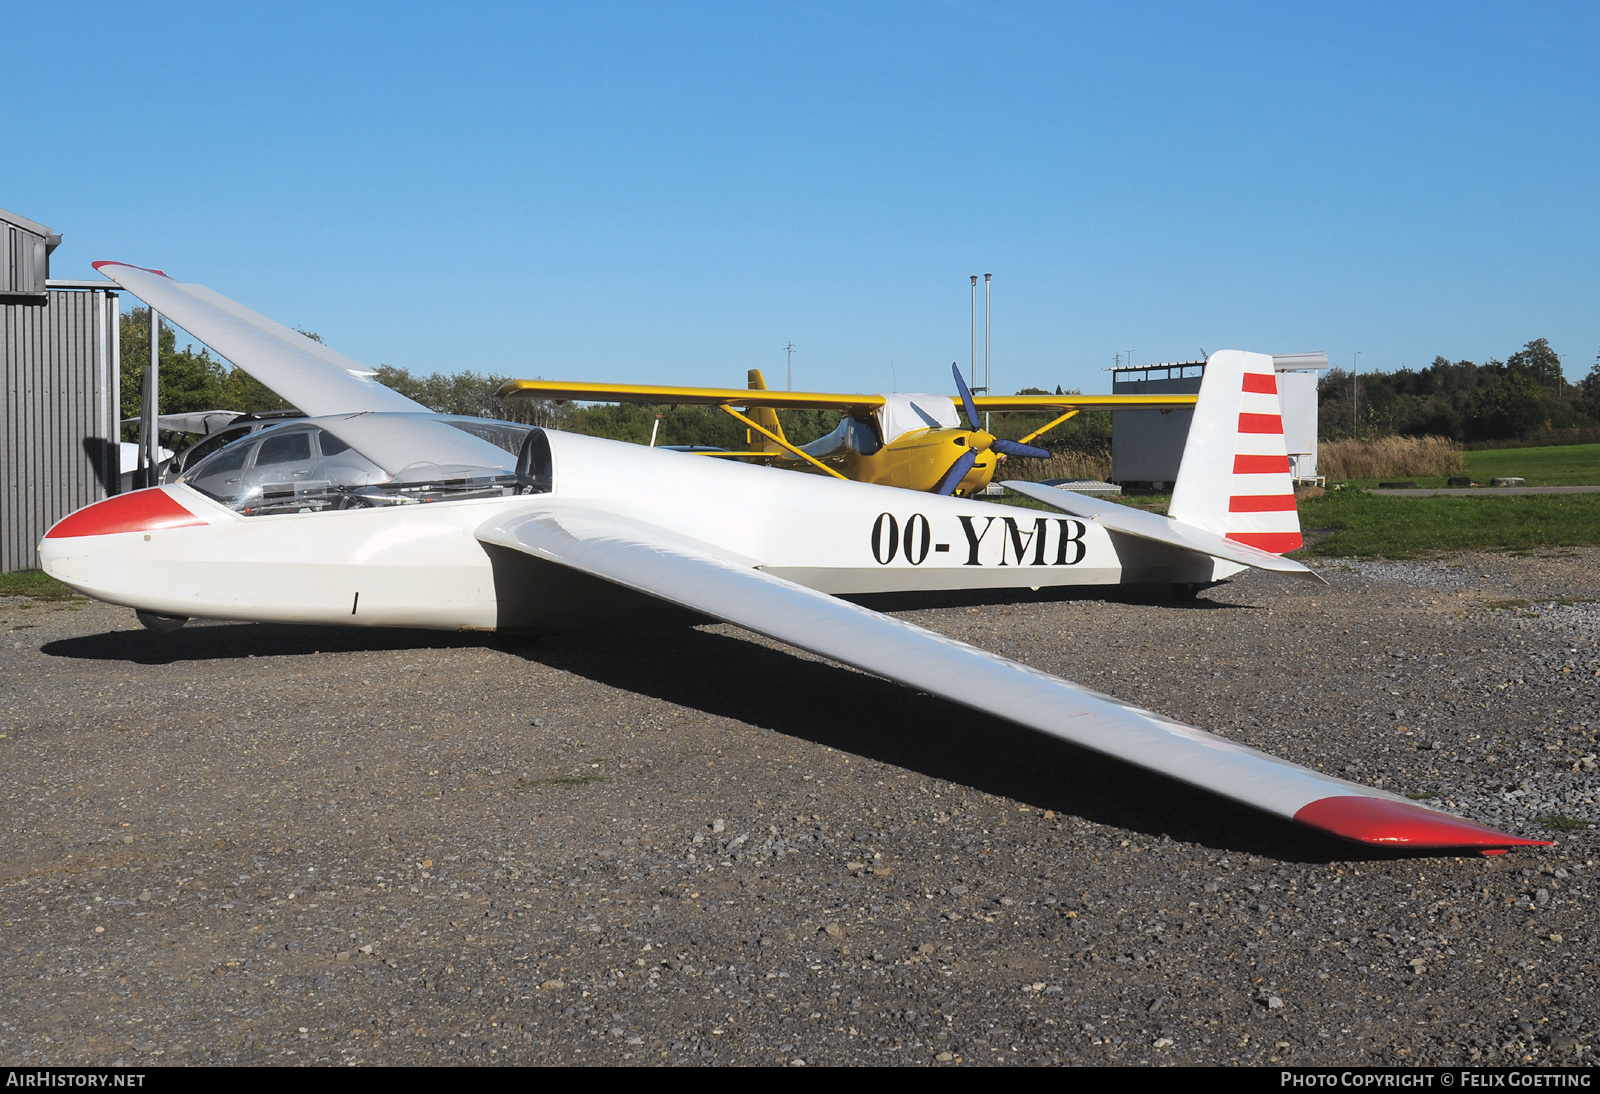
[40,424,1235,632]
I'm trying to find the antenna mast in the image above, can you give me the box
[969,275,978,391]
[983,273,992,432]
[785,342,795,391]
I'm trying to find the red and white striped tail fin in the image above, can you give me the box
[1168,351,1302,554]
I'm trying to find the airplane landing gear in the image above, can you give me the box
[135,610,188,633]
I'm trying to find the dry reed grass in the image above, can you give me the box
[1007,437,1465,485]
[1006,449,1113,483]
[1319,435,1466,480]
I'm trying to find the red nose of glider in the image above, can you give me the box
[46,489,207,539]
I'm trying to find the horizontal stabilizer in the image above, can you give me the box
[1000,479,1324,582]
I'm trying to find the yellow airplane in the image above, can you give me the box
[498,363,1197,496]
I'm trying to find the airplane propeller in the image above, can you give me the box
[934,449,978,496]
[935,363,1052,495]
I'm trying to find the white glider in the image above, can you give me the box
[36,261,1546,854]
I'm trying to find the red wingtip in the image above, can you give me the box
[1295,796,1551,851]
[46,489,206,539]
[92,261,169,277]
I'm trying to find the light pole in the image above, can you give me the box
[145,309,161,487]
[1351,351,1362,436]
[983,273,992,431]
[969,276,978,393]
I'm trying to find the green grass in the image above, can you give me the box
[0,570,80,601]
[1464,443,1600,486]
[996,484,1600,558]
[1323,443,1600,490]
[1297,490,1600,558]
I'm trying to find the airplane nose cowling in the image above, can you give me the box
[44,488,207,539]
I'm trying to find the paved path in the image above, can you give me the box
[1367,484,1600,497]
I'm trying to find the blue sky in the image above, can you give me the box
[7,2,1598,394]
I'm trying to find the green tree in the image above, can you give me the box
[217,368,293,413]
[119,307,229,432]
[1505,338,1564,388]
[119,307,298,433]
[1318,339,1596,445]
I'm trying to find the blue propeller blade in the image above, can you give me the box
[934,448,978,496]
[950,362,981,431]
[991,437,1052,460]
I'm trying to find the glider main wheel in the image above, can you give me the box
[136,610,189,633]
[1171,582,1204,601]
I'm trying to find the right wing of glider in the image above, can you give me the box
[476,504,1540,851]
[93,262,428,417]
[1001,479,1325,582]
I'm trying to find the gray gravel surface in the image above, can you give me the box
[1,548,1596,1067]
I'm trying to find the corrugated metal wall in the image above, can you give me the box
[1111,373,1202,487]
[1,289,120,572]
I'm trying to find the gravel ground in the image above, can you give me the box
[1,548,1596,1067]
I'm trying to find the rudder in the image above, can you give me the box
[745,369,789,454]
[1168,351,1302,554]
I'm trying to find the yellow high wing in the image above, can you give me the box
[496,377,1197,494]
[496,378,887,412]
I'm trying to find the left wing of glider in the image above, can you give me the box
[92,262,428,417]
[476,505,1539,851]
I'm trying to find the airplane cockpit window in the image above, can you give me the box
[171,424,252,474]
[180,417,553,516]
[443,418,536,457]
[799,414,883,459]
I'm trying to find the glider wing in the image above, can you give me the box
[476,504,1539,851]
[92,262,428,417]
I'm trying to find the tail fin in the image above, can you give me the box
[1168,351,1302,554]
[746,369,789,453]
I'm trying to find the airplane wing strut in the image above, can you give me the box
[476,505,1541,851]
